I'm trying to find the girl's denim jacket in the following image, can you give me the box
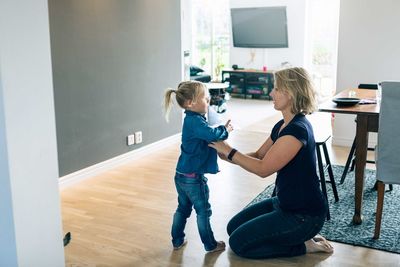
[176,110,229,175]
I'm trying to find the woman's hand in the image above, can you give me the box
[217,152,228,161]
[209,141,232,158]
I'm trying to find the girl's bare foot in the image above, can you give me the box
[207,241,226,253]
[305,235,334,253]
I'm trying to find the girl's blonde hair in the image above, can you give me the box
[274,67,317,114]
[163,81,206,122]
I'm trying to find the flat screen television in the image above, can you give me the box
[231,6,289,48]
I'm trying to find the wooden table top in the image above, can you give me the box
[319,88,380,115]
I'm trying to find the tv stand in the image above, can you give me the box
[221,69,274,100]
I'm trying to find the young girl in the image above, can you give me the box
[209,67,333,259]
[164,81,233,252]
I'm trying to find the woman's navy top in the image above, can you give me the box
[271,113,327,216]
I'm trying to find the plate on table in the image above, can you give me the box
[332,97,361,106]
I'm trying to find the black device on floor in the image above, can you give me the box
[63,232,71,247]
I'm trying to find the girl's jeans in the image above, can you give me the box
[171,173,217,251]
[227,197,326,259]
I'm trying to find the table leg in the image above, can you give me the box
[352,115,369,225]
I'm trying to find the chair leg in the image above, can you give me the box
[322,143,339,202]
[373,181,394,192]
[350,157,356,172]
[373,180,378,191]
[340,137,356,184]
[316,144,330,220]
[373,181,385,239]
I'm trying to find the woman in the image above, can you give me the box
[209,67,333,259]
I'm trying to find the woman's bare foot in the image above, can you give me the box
[312,234,326,242]
[305,235,334,253]
[207,241,226,253]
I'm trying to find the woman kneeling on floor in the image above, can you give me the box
[209,67,334,259]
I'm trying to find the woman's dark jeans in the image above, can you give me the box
[227,197,326,259]
[171,173,217,251]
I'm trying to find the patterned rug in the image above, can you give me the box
[248,165,400,254]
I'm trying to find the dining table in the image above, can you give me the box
[319,88,380,225]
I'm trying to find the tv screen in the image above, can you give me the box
[231,6,289,48]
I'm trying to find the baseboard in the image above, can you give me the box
[59,133,180,189]
[332,136,353,147]
[332,136,378,148]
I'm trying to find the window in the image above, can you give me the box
[191,0,230,81]
[308,0,340,101]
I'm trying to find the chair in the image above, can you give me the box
[373,81,400,239]
[358,83,378,89]
[316,135,339,221]
[340,83,378,184]
[190,65,211,83]
[308,113,339,220]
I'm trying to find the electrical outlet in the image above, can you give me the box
[127,134,135,146]
[134,131,143,144]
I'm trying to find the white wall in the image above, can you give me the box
[0,0,64,266]
[333,0,400,146]
[229,0,307,70]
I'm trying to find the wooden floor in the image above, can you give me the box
[61,99,400,267]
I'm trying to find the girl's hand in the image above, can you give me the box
[225,119,233,133]
[209,141,232,157]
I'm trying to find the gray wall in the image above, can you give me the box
[49,0,183,176]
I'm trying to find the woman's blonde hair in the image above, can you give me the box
[274,67,317,114]
[163,81,206,122]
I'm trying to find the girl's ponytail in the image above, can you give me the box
[163,88,175,122]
